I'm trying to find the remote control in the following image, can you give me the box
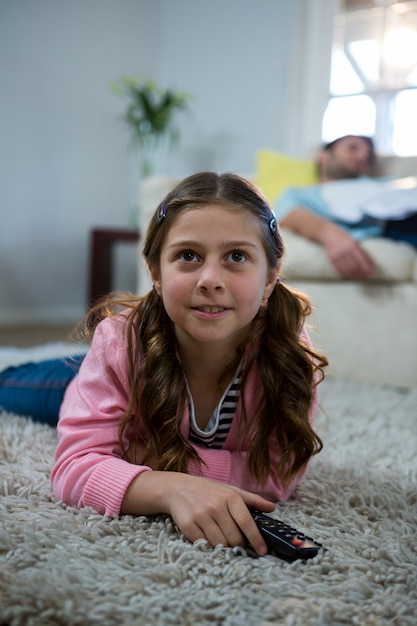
[249,509,325,560]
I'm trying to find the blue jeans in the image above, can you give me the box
[0,355,84,426]
[384,213,417,248]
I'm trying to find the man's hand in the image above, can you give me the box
[282,208,374,279]
[321,222,374,279]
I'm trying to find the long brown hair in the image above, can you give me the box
[82,172,328,487]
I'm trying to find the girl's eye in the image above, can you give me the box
[227,250,247,263]
[179,250,199,262]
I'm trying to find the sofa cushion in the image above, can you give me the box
[254,149,318,206]
[280,229,417,282]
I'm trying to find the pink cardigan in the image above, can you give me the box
[51,315,317,516]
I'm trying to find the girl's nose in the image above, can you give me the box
[196,262,225,292]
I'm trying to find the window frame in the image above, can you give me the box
[322,0,417,155]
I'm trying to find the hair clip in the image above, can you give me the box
[269,214,277,234]
[156,203,167,226]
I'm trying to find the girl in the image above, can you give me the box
[0,172,327,556]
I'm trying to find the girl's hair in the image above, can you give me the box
[82,172,328,487]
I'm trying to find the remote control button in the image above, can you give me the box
[301,539,318,549]
[292,537,303,546]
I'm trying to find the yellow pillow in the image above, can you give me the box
[255,149,318,206]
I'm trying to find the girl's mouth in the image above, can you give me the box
[196,306,226,313]
[192,306,230,319]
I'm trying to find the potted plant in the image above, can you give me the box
[110,74,192,177]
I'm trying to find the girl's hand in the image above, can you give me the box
[122,471,275,556]
[166,475,274,555]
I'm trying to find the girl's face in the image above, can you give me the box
[151,204,278,354]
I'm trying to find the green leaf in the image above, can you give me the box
[110,74,192,144]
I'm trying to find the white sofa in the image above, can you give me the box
[137,157,417,389]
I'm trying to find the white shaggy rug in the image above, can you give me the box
[0,343,416,626]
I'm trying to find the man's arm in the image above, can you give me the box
[281,207,374,279]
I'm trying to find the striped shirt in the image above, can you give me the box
[188,368,242,449]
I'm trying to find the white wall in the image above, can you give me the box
[0,0,336,326]
[159,0,298,175]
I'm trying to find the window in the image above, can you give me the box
[322,0,417,155]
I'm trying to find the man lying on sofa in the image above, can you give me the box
[274,135,417,279]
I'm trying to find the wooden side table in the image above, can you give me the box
[88,228,140,307]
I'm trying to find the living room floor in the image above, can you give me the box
[0,325,76,347]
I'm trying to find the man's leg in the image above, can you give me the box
[0,355,84,426]
[384,213,417,248]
